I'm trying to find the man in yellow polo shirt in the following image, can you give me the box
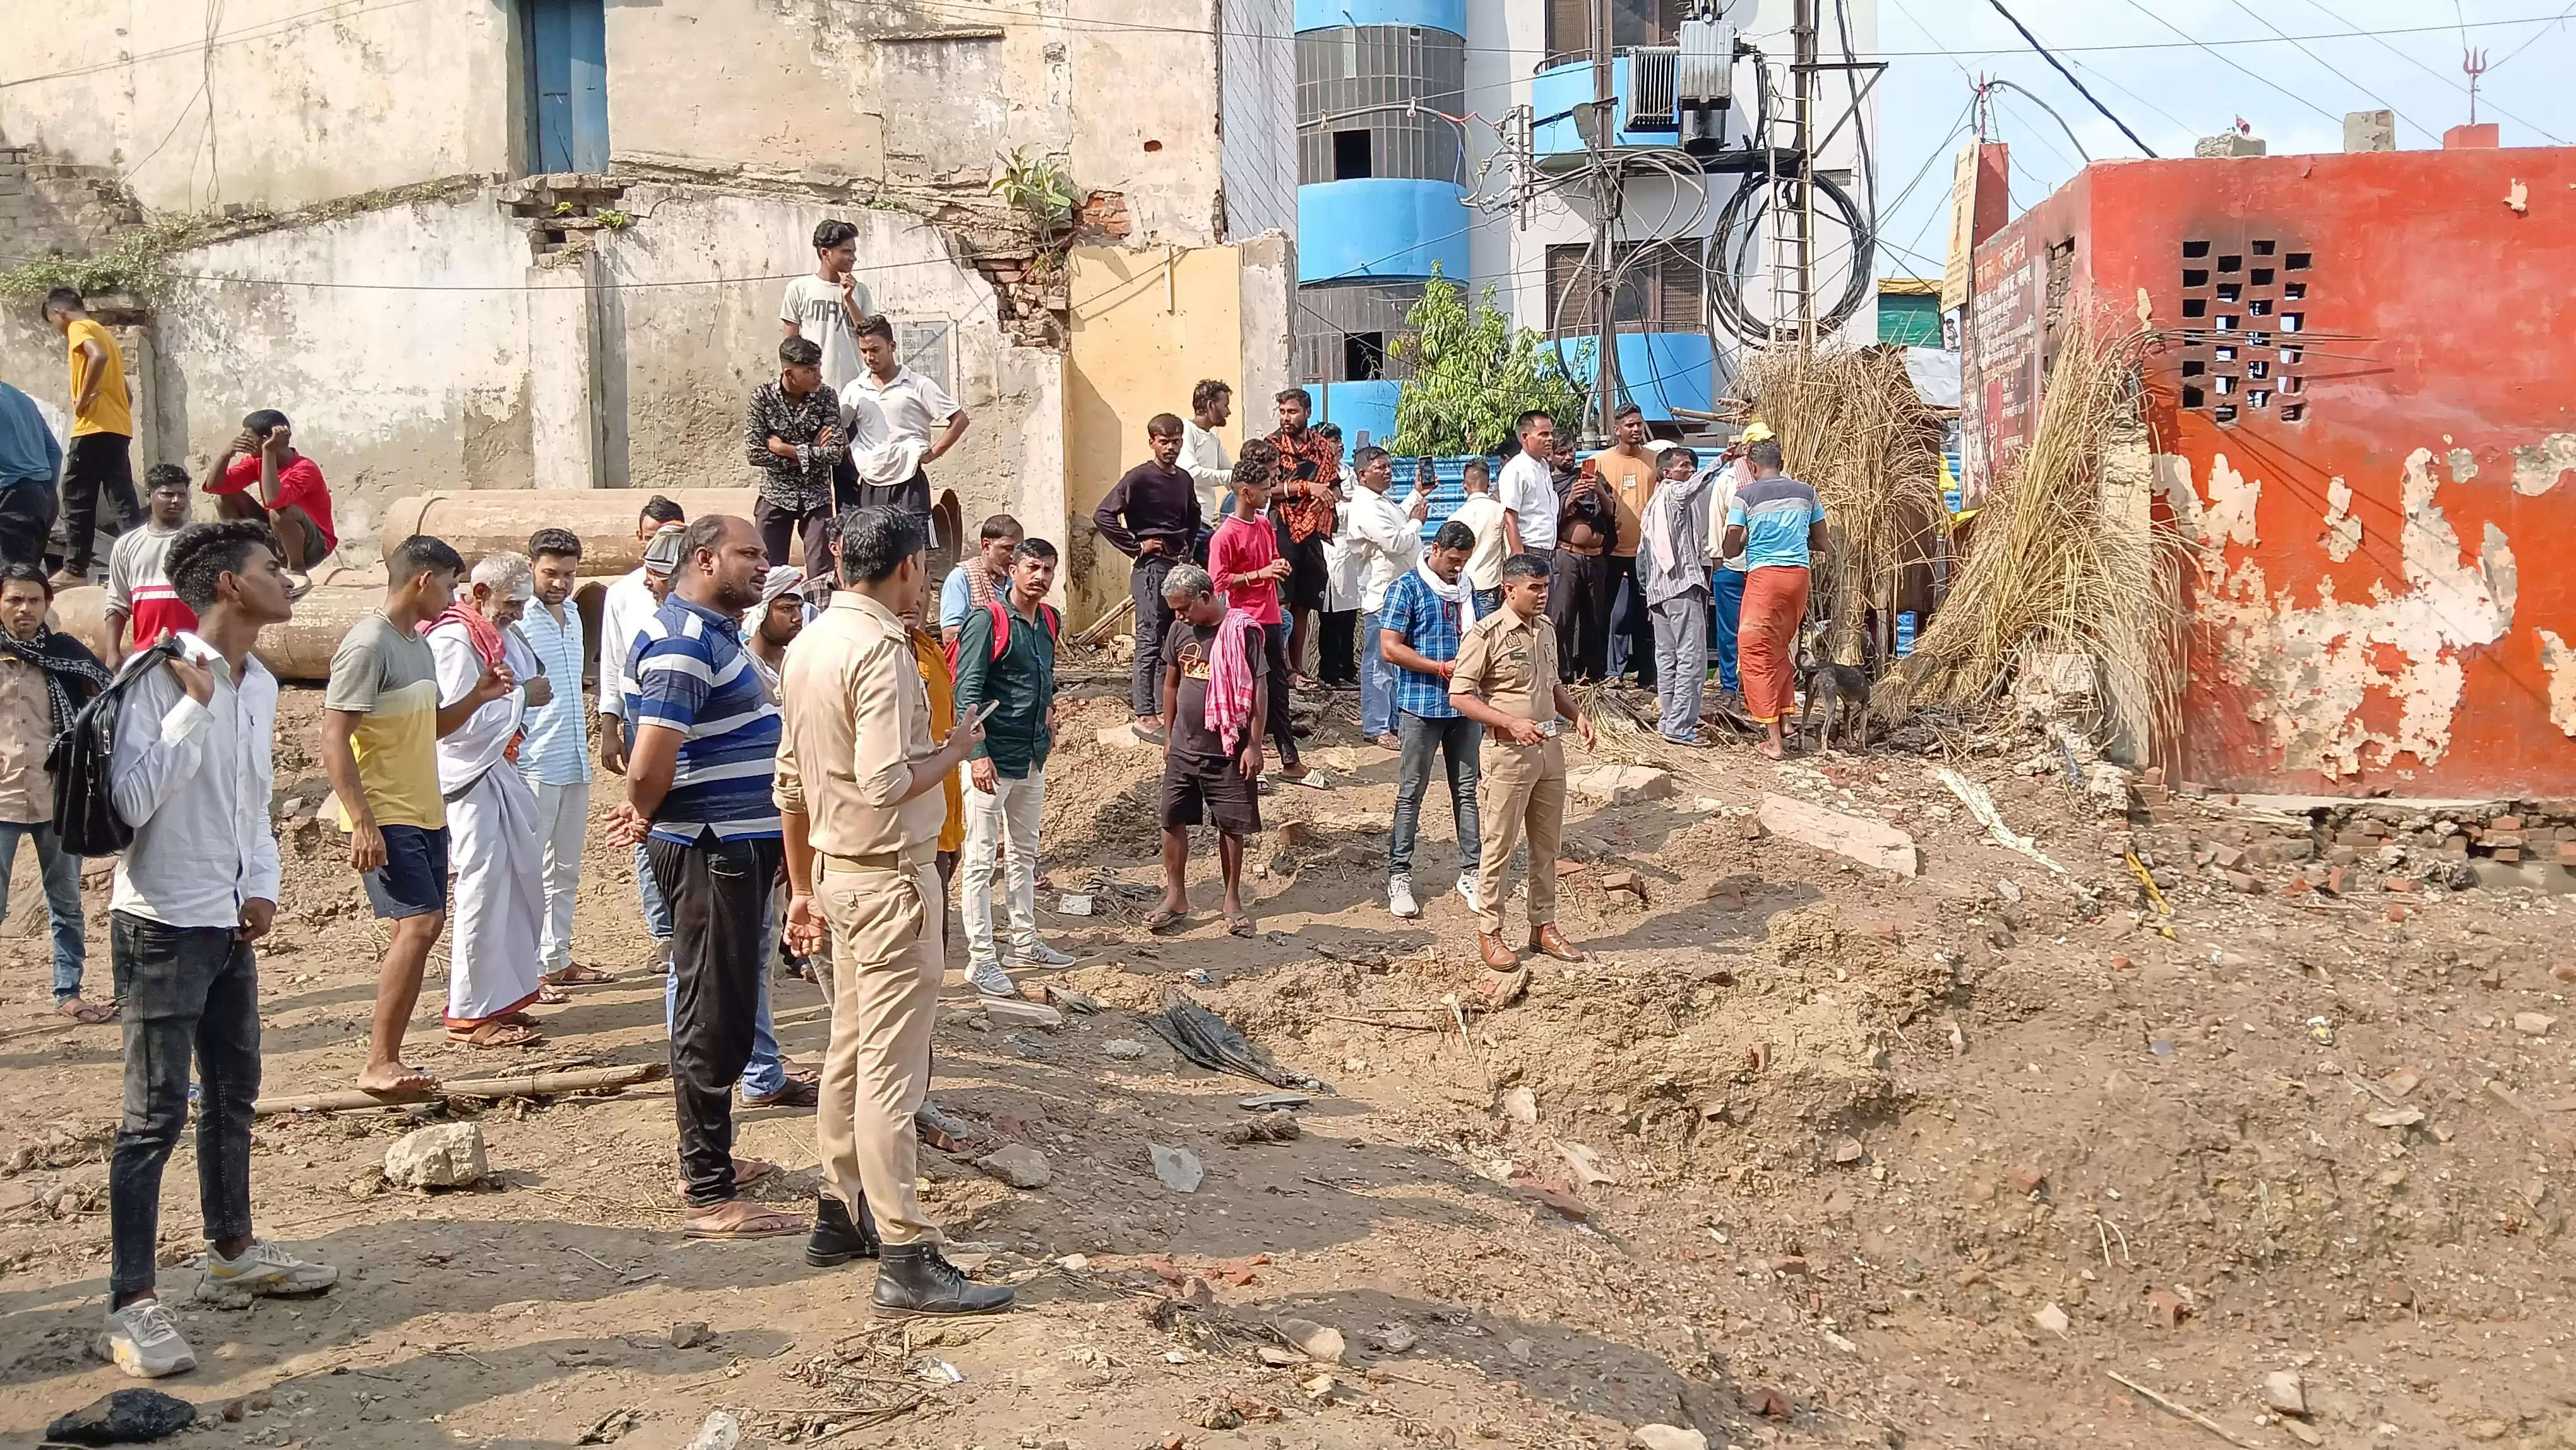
[42,289,140,589]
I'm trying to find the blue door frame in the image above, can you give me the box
[526,0,609,174]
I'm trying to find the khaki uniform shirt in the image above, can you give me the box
[773,591,945,861]
[1450,606,1562,729]
[0,654,51,824]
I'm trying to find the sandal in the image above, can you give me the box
[1143,906,1190,934]
[542,964,615,985]
[446,1020,545,1048]
[534,983,573,1005]
[54,997,118,1025]
[741,1077,819,1109]
[1225,913,1256,938]
[681,1199,804,1240]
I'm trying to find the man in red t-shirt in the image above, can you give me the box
[1205,448,1304,779]
[203,409,337,582]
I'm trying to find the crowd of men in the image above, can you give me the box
[0,222,1830,1382]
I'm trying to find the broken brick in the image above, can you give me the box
[2007,1164,2047,1196]
[2146,1290,2190,1330]
[2225,870,2261,894]
[1520,1177,1590,1221]
[2491,814,2524,832]
[2385,904,2415,923]
[1744,1043,1771,1073]
[2383,877,2418,893]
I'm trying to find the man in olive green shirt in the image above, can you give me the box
[950,539,1075,994]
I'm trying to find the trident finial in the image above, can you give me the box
[2464,48,2490,126]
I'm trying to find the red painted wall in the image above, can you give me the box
[1970,147,2576,797]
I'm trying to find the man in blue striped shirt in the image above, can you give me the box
[605,515,799,1240]
[518,529,602,990]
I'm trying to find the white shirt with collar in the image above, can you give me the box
[1498,451,1558,554]
[1345,484,1424,614]
[842,366,960,455]
[1178,419,1234,521]
[599,568,658,720]
[110,633,283,930]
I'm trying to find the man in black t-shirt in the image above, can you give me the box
[1148,565,1262,938]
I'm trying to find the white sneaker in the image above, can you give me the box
[1011,940,1078,969]
[967,958,1016,997]
[1456,875,1481,915]
[102,1300,196,1379]
[1387,876,1421,919]
[200,1238,338,1300]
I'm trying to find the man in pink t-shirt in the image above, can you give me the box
[202,409,337,583]
[1206,451,1303,777]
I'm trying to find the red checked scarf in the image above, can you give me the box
[1205,607,1261,755]
[432,601,507,668]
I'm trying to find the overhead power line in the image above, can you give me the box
[2222,0,2430,145]
[1985,0,2159,157]
[2108,0,2351,131]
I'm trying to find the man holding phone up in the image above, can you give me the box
[1450,552,1592,972]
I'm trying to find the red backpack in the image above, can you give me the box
[945,597,1060,676]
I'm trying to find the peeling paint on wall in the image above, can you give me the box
[2539,630,2576,737]
[2515,433,2576,496]
[2447,447,2478,484]
[2321,474,2360,561]
[2174,445,2518,781]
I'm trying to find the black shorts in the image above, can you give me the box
[362,824,450,920]
[1274,522,1328,613]
[1160,751,1261,837]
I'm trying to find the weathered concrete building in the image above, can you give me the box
[0,0,1296,618]
[1969,138,2576,797]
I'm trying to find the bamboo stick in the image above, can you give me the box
[253,1062,667,1115]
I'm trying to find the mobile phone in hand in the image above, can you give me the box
[965,699,1003,730]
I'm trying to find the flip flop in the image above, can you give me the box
[533,984,573,1005]
[447,1021,544,1048]
[54,998,117,1024]
[1143,906,1189,933]
[542,964,616,985]
[1225,913,1256,938]
[681,1201,804,1240]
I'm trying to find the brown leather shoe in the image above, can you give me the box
[1529,925,1587,962]
[1477,932,1519,970]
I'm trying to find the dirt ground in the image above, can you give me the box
[2,655,2572,1450]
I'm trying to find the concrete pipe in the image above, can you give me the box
[379,489,759,575]
[49,578,621,686]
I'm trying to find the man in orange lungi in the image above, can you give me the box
[1719,438,1827,760]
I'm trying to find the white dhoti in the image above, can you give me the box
[444,765,547,1025]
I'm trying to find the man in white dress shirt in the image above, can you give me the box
[102,519,335,1379]
[841,315,968,533]
[1178,379,1236,563]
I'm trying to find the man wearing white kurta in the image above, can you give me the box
[427,553,547,1040]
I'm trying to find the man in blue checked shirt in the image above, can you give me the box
[517,529,606,990]
[604,515,801,1242]
[1374,519,1483,921]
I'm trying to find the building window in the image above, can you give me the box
[1545,0,1688,66]
[1332,129,1374,181]
[1544,240,1705,336]
[523,0,609,174]
[1344,333,1388,381]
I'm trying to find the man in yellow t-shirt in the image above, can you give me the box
[42,289,140,589]
[1596,403,1662,691]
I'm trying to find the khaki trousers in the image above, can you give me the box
[815,859,945,1247]
[1474,735,1566,935]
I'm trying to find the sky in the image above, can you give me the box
[1863,0,2576,279]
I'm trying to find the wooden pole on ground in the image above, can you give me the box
[253,1062,666,1116]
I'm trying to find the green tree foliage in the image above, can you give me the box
[1387,265,1587,458]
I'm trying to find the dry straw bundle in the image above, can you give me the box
[1879,327,2186,746]
[1736,345,1949,664]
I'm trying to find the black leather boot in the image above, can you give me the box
[871,1243,1015,1316]
[806,1192,881,1267]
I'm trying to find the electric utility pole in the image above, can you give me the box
[1589,0,1622,444]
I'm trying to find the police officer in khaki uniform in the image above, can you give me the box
[1450,551,1594,971]
[778,505,1013,1316]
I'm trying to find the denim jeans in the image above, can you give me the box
[1711,568,1747,692]
[0,819,85,1000]
[1358,609,1396,738]
[636,841,672,940]
[107,913,258,1299]
[663,891,786,1097]
[1128,554,1176,717]
[1388,711,1481,882]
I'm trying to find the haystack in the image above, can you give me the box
[1735,346,1948,664]
[1878,327,2186,755]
